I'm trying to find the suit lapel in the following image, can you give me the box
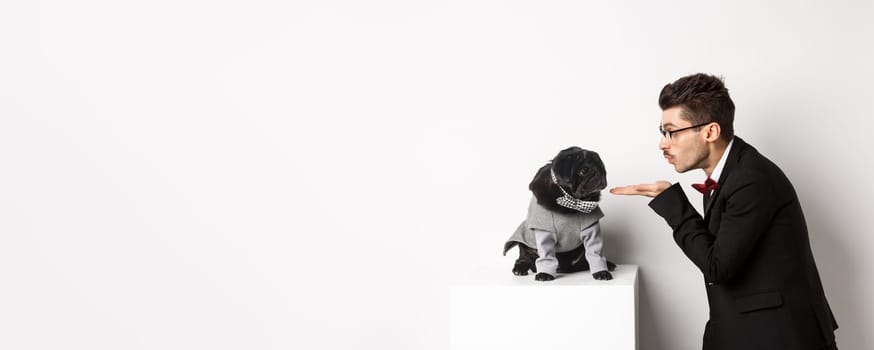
[704,137,745,219]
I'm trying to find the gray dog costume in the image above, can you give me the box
[504,196,608,277]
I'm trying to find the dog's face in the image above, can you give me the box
[552,147,607,199]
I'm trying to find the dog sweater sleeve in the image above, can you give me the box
[580,222,608,273]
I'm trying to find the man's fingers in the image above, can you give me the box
[608,185,636,195]
[610,181,672,198]
[609,184,653,196]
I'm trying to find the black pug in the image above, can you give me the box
[503,147,616,281]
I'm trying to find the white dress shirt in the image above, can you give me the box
[707,137,735,195]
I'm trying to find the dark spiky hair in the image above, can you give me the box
[659,73,735,141]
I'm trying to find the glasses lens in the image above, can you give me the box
[659,127,669,140]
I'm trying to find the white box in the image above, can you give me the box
[450,264,638,350]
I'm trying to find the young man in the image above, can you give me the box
[611,73,838,350]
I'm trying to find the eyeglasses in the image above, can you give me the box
[659,122,712,141]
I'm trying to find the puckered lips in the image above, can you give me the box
[664,152,674,164]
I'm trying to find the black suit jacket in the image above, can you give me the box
[649,137,838,350]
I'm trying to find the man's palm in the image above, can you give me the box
[609,181,672,198]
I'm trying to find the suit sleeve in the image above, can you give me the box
[648,173,777,285]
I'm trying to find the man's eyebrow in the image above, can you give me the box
[661,123,677,128]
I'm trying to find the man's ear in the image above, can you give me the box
[704,122,721,142]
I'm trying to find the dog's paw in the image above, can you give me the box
[512,265,529,276]
[592,271,613,280]
[535,273,555,281]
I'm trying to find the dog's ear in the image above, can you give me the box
[558,146,584,155]
[529,163,552,193]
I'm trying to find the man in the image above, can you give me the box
[611,73,838,350]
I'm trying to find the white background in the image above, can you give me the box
[1,1,872,349]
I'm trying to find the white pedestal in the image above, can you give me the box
[450,264,638,350]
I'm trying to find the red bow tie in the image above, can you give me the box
[692,177,719,194]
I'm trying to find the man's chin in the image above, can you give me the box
[673,164,692,173]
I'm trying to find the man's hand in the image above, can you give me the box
[609,181,672,198]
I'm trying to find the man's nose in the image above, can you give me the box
[659,136,670,150]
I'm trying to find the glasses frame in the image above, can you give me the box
[659,122,713,141]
